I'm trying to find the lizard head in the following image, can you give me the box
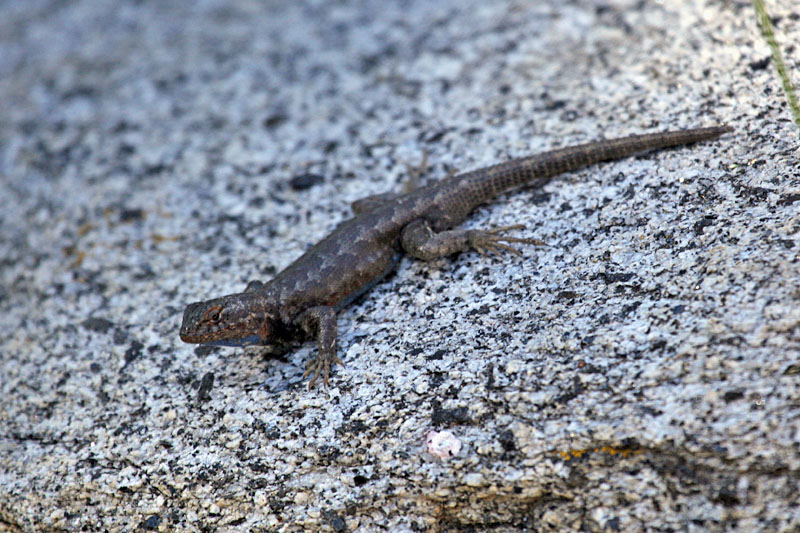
[179,292,279,347]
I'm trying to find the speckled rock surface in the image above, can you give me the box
[1,0,798,531]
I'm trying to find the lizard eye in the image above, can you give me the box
[204,305,223,324]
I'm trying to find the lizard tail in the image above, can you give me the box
[459,125,733,198]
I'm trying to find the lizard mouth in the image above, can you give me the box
[179,329,206,344]
[180,324,265,346]
[204,335,264,347]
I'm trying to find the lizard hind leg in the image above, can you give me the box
[401,219,545,261]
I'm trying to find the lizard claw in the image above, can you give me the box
[468,225,545,258]
[303,353,344,389]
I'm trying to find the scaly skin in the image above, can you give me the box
[180,126,733,388]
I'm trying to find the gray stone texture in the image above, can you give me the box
[1,0,798,531]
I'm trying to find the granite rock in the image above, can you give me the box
[1,0,798,531]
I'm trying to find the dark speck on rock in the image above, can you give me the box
[596,272,635,284]
[248,196,266,208]
[407,347,425,357]
[425,349,447,361]
[431,403,471,426]
[423,129,447,143]
[619,301,641,318]
[694,214,716,235]
[779,193,800,205]
[740,186,771,204]
[197,372,215,402]
[498,429,516,452]
[336,420,367,435]
[123,340,143,366]
[326,511,347,532]
[529,192,551,205]
[485,362,495,388]
[554,378,584,404]
[248,460,271,474]
[638,405,663,417]
[749,56,771,70]
[82,317,114,333]
[650,339,667,350]
[722,390,744,403]
[263,113,288,129]
[544,99,566,111]
[268,497,288,512]
[133,265,156,281]
[142,514,161,530]
[119,208,145,223]
[113,328,128,345]
[269,191,287,205]
[317,444,340,460]
[428,372,446,389]
[561,109,579,121]
[467,304,491,316]
[289,173,324,191]
[323,140,339,154]
[194,345,216,357]
[714,486,741,506]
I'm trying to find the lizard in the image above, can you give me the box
[180,125,732,388]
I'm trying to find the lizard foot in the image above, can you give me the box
[468,225,545,257]
[303,352,345,389]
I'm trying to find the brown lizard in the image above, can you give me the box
[180,126,732,388]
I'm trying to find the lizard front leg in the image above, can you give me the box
[294,305,343,388]
[401,219,544,261]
